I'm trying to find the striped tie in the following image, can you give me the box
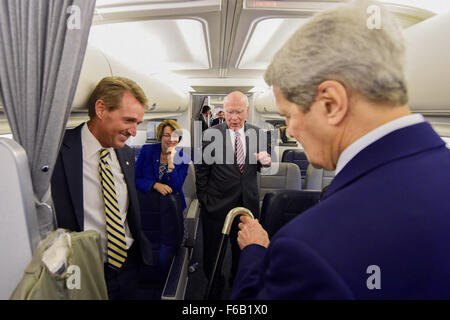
[235,131,245,173]
[99,149,127,269]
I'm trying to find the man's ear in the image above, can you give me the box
[94,99,106,120]
[315,80,349,126]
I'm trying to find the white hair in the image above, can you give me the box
[265,0,408,111]
[223,91,249,108]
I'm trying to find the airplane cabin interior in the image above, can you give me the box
[0,0,449,301]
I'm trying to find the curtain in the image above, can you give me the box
[0,0,95,238]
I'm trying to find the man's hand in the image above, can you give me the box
[153,182,173,195]
[255,151,271,167]
[237,216,270,250]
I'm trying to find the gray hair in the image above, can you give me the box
[264,0,408,112]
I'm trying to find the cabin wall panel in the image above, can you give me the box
[254,90,277,113]
[404,11,450,114]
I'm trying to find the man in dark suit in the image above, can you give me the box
[198,105,212,132]
[232,0,450,299]
[51,76,153,300]
[196,91,271,295]
[211,111,225,126]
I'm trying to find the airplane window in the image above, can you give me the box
[146,120,162,141]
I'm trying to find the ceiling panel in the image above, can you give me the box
[89,0,444,87]
[88,18,210,74]
[238,18,308,69]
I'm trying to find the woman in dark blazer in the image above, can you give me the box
[135,119,189,210]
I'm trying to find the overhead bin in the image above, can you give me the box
[72,45,112,111]
[72,44,189,113]
[254,89,277,114]
[404,11,450,114]
[108,56,189,113]
[254,11,450,117]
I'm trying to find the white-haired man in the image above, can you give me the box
[232,0,450,299]
[196,91,271,297]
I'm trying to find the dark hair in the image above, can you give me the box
[201,105,211,113]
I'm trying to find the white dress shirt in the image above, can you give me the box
[335,114,425,175]
[203,114,210,128]
[81,123,134,262]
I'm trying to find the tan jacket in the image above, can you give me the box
[10,229,108,300]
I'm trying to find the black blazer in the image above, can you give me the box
[211,118,225,126]
[51,123,153,266]
[196,122,271,221]
[198,114,209,132]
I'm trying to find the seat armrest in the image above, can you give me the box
[161,247,189,300]
[184,199,200,248]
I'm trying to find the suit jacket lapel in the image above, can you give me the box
[243,123,259,174]
[243,124,250,174]
[60,124,84,230]
[153,144,162,181]
[115,147,132,189]
[323,122,445,200]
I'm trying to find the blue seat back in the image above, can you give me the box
[138,190,184,290]
[281,149,309,188]
[260,190,321,237]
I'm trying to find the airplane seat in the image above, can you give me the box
[281,149,309,188]
[0,138,40,299]
[182,162,200,248]
[160,161,199,300]
[305,164,335,190]
[257,162,301,209]
[260,190,321,238]
[323,169,335,188]
[137,190,184,299]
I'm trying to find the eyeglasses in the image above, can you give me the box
[225,109,245,116]
[162,133,182,142]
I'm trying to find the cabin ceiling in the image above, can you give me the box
[191,86,254,94]
[91,0,442,94]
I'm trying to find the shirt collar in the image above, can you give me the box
[81,122,112,160]
[231,125,245,137]
[335,113,425,175]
